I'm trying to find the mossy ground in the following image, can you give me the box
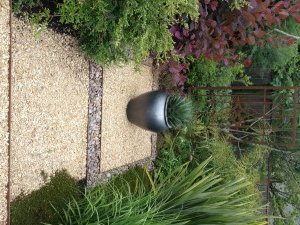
[10,170,83,225]
[10,166,150,224]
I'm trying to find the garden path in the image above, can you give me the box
[87,62,156,185]
[100,64,155,172]
[0,0,10,223]
[5,16,155,224]
[10,18,89,200]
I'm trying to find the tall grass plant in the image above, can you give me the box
[51,158,267,225]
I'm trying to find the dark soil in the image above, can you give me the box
[13,0,77,37]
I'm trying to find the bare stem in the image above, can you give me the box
[273,28,300,41]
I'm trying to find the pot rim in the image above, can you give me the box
[164,95,172,129]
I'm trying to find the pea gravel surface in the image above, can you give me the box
[10,18,89,199]
[100,64,154,172]
[0,0,10,222]
[10,18,156,202]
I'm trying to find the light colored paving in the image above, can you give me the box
[0,0,10,222]
[10,18,89,199]
[100,64,154,172]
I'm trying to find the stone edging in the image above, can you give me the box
[86,62,103,186]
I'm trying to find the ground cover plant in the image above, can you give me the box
[10,166,149,225]
[10,170,83,225]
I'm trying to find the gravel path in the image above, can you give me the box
[11,18,89,199]
[0,0,10,223]
[86,63,158,186]
[100,64,154,172]
[9,17,157,210]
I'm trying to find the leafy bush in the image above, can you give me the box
[199,132,267,207]
[155,125,263,208]
[270,50,300,110]
[155,128,194,178]
[12,0,199,65]
[245,41,297,72]
[240,17,300,73]
[173,0,299,63]
[186,56,251,87]
[53,159,266,225]
[10,170,82,225]
[166,0,300,87]
[271,49,300,88]
[12,0,42,15]
[57,0,199,65]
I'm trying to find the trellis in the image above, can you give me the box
[188,86,298,147]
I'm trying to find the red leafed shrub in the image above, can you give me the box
[167,0,300,88]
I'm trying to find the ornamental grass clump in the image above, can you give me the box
[167,94,193,129]
[54,158,267,225]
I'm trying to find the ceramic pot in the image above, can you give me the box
[126,91,171,132]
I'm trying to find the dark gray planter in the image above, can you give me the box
[126,91,171,132]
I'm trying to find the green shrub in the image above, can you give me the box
[247,42,297,73]
[199,133,266,208]
[155,128,194,178]
[241,17,299,74]
[271,48,300,88]
[12,0,199,65]
[186,56,250,87]
[53,159,266,225]
[58,0,199,65]
[155,125,263,208]
[12,0,42,15]
[10,170,82,225]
